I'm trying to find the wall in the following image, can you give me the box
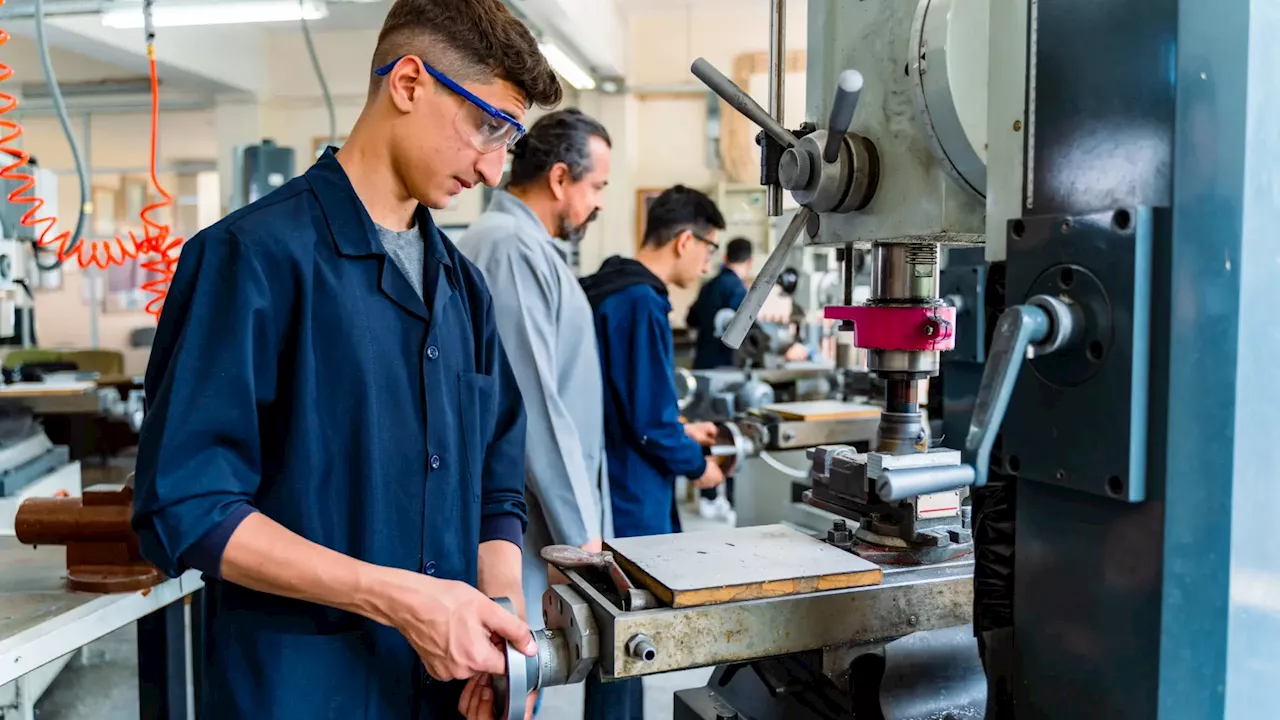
[5,2,791,353]
[572,1,809,325]
[13,110,219,372]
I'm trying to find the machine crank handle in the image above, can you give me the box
[691,57,799,149]
[964,294,1080,487]
[823,70,864,163]
[876,295,1079,501]
[721,207,813,349]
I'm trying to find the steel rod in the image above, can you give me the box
[767,0,786,216]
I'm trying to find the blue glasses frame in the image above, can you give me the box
[373,55,527,150]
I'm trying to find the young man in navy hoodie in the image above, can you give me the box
[577,184,728,719]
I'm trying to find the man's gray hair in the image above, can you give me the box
[508,108,611,187]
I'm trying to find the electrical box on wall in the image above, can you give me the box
[231,139,296,212]
[0,166,57,241]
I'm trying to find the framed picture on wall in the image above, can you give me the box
[635,187,668,251]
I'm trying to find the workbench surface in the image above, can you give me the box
[0,537,202,686]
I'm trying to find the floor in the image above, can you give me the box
[33,487,728,720]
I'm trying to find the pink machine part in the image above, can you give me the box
[824,305,957,352]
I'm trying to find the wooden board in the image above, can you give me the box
[762,400,882,422]
[607,524,882,609]
[0,381,96,397]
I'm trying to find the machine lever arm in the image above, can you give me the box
[963,303,1052,487]
[823,70,864,164]
[691,57,799,149]
[721,206,813,349]
[876,299,1067,501]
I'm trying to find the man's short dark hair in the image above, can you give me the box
[725,237,753,264]
[371,0,562,109]
[508,109,611,188]
[642,185,726,249]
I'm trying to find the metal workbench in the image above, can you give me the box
[0,537,203,719]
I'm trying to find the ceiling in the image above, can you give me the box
[615,0,743,10]
[282,0,390,32]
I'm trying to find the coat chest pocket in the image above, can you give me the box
[458,372,497,500]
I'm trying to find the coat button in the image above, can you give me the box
[430,455,441,470]
[426,345,439,360]
[423,560,437,575]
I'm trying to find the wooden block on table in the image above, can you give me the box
[762,400,881,422]
[606,524,882,609]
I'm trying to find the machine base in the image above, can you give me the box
[804,490,974,566]
[67,565,165,593]
[673,626,987,720]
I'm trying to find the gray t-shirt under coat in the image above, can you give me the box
[378,224,426,300]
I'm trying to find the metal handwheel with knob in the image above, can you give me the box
[491,597,533,720]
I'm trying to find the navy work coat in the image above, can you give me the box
[132,150,528,718]
[584,262,707,537]
[686,265,748,369]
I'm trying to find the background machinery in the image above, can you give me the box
[487,0,1280,716]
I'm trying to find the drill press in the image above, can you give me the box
[692,55,976,566]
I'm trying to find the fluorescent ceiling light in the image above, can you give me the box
[101,0,328,29]
[538,43,596,91]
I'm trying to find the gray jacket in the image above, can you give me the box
[457,191,611,626]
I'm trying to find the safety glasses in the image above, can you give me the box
[373,56,527,154]
[691,232,721,254]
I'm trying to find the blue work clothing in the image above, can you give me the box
[585,675,643,720]
[132,149,528,719]
[581,256,708,538]
[687,265,748,369]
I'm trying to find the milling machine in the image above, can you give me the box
[488,0,1279,716]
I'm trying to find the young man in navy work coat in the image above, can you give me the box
[131,2,561,718]
[577,185,729,719]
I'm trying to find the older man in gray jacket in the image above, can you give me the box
[457,109,612,629]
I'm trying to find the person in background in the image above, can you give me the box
[685,236,808,520]
[130,1,562,718]
[577,184,729,720]
[687,236,753,370]
[456,111,613,705]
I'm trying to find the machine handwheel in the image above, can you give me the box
[491,597,530,720]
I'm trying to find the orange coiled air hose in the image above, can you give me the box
[134,44,182,318]
[0,1,180,319]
